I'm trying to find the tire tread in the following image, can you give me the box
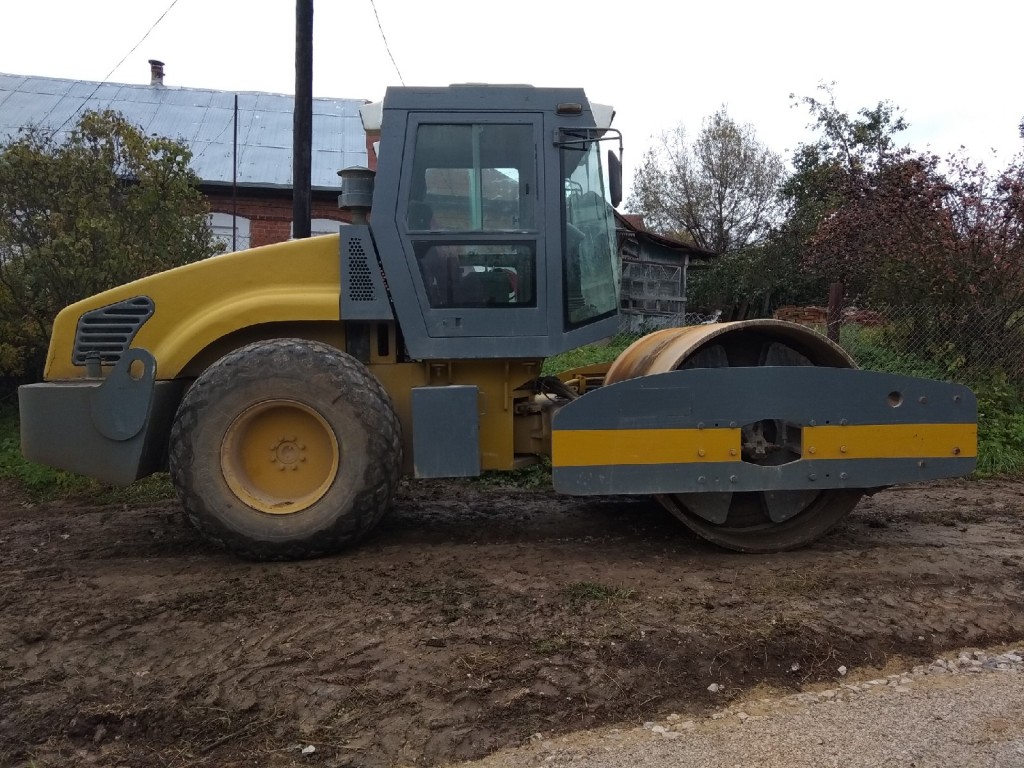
[168,339,401,560]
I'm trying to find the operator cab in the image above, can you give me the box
[352,85,622,360]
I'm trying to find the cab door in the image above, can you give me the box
[398,116,549,341]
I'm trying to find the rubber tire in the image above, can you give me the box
[168,339,401,560]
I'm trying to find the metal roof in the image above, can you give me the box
[614,210,719,259]
[0,73,368,192]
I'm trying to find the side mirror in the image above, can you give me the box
[607,150,622,208]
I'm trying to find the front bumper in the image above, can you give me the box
[19,349,184,485]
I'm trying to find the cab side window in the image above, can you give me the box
[406,123,537,308]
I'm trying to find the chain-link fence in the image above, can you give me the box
[617,309,722,334]
[778,304,1024,385]
[614,302,1024,386]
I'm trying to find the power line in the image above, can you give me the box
[102,0,182,83]
[369,0,405,86]
[51,0,183,135]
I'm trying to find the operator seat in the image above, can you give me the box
[408,202,457,306]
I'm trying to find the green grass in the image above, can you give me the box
[972,378,1024,476]
[0,404,175,503]
[541,334,637,376]
[471,460,552,489]
[841,324,1024,477]
[840,325,951,381]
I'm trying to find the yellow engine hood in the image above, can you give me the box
[46,235,342,380]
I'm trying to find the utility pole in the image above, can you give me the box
[293,0,313,239]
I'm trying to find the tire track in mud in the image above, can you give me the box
[1,478,1022,766]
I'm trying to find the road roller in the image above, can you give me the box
[19,85,977,559]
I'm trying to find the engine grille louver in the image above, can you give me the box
[72,296,155,365]
[346,238,376,302]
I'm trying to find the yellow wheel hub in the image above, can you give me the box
[221,399,340,514]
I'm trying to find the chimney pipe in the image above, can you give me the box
[149,59,165,87]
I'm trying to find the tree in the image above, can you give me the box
[781,84,913,295]
[809,149,1024,371]
[629,107,786,253]
[786,85,1024,372]
[757,85,916,338]
[685,240,827,321]
[790,85,1023,313]
[0,110,220,381]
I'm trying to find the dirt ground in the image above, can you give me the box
[1,476,1023,768]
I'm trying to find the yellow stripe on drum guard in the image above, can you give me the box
[802,423,977,459]
[552,428,740,467]
[553,423,976,468]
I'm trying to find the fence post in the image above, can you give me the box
[826,282,845,343]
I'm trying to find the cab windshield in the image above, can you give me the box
[561,141,619,328]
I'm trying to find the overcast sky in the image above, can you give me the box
[1,0,1021,199]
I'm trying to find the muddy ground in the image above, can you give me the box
[1,477,1023,768]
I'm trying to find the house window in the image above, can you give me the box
[290,218,348,238]
[312,218,345,236]
[208,212,250,252]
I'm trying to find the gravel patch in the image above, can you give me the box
[452,645,1024,768]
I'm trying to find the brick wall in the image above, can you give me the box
[774,305,886,327]
[773,306,829,326]
[205,190,352,248]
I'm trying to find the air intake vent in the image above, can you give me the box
[73,296,155,365]
[339,227,392,321]
[346,239,376,302]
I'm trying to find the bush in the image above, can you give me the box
[973,379,1024,476]
[0,110,220,386]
